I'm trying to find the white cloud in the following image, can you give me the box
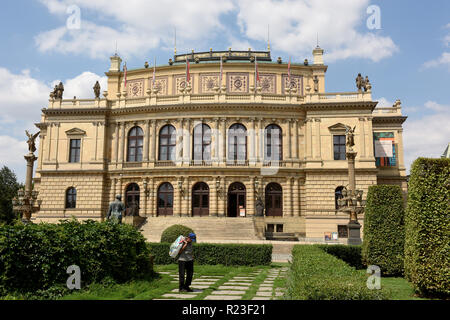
[422,23,450,71]
[36,0,235,58]
[375,97,393,108]
[236,0,398,62]
[35,0,398,62]
[403,101,450,172]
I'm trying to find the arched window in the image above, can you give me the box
[193,124,211,161]
[157,183,174,216]
[264,124,282,161]
[65,187,77,209]
[335,186,345,210]
[127,126,144,162]
[192,182,209,216]
[159,125,176,161]
[228,124,247,161]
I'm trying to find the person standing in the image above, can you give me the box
[178,233,196,292]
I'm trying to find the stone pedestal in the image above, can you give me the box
[347,221,362,245]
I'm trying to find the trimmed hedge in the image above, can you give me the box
[362,185,405,276]
[0,220,153,294]
[160,224,194,243]
[285,245,390,300]
[318,245,364,269]
[148,242,272,266]
[405,158,450,297]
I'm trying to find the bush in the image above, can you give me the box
[405,158,450,298]
[0,219,153,294]
[318,245,364,269]
[160,224,194,243]
[362,185,405,276]
[148,242,272,266]
[285,245,390,300]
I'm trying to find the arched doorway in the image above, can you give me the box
[157,183,174,216]
[227,182,246,217]
[125,183,140,216]
[265,183,282,216]
[192,182,209,216]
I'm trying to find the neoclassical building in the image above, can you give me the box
[33,47,407,241]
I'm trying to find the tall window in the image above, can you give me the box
[69,139,81,163]
[228,124,247,161]
[127,126,144,162]
[65,187,77,209]
[159,125,176,161]
[264,124,282,161]
[193,124,211,161]
[333,135,346,160]
[157,183,174,216]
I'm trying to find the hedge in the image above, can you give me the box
[0,220,153,294]
[285,245,390,300]
[405,158,450,297]
[160,224,194,243]
[362,185,405,276]
[318,244,364,270]
[148,242,272,266]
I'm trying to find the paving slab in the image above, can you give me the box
[255,291,272,297]
[204,295,242,300]
[162,293,197,299]
[252,297,271,300]
[257,287,272,291]
[218,286,250,290]
[171,288,204,293]
[228,279,253,282]
[211,290,246,295]
[259,284,273,287]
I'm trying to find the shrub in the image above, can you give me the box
[160,224,194,243]
[0,219,153,293]
[148,242,272,266]
[285,245,390,300]
[362,185,405,276]
[405,158,450,298]
[318,245,364,269]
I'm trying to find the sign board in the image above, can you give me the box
[239,206,246,217]
[332,232,338,240]
[324,232,332,241]
[374,140,393,157]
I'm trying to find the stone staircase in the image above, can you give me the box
[140,217,260,242]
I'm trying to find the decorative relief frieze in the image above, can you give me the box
[127,79,145,97]
[227,73,249,94]
[282,74,303,94]
[200,73,220,93]
[259,74,276,94]
[153,76,168,95]
[173,75,194,94]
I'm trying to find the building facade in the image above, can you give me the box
[33,47,407,240]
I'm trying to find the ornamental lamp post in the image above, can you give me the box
[12,130,41,223]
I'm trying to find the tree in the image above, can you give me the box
[0,166,22,224]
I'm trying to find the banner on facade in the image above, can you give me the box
[374,140,393,157]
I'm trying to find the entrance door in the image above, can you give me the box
[157,183,174,216]
[192,182,209,216]
[265,183,282,216]
[125,183,140,216]
[227,182,246,217]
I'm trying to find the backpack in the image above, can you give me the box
[169,235,185,258]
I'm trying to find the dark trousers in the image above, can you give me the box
[178,260,194,289]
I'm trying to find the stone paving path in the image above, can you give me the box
[155,267,288,300]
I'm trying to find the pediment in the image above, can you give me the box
[65,128,86,136]
[328,123,348,132]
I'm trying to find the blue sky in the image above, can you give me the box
[0,0,449,182]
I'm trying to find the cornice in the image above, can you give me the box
[372,116,408,124]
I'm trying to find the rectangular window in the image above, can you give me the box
[333,135,346,160]
[69,139,81,163]
[338,225,348,238]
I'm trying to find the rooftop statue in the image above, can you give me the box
[51,82,65,99]
[93,81,101,99]
[356,73,364,91]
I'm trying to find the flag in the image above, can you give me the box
[288,57,291,82]
[255,56,260,86]
[123,62,127,88]
[219,56,223,87]
[186,56,191,83]
[152,57,156,86]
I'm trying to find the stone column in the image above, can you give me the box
[366,117,374,158]
[293,177,300,217]
[212,118,220,163]
[257,118,263,162]
[46,123,52,161]
[306,118,313,159]
[149,177,155,217]
[144,120,150,162]
[397,129,405,169]
[287,119,292,160]
[220,118,227,163]
[248,176,255,216]
[183,119,191,164]
[119,122,125,163]
[92,122,99,161]
[114,122,120,164]
[52,123,60,162]
[293,119,299,160]
[358,117,366,158]
[150,120,157,162]
[314,118,321,159]
[220,177,226,217]
[288,178,294,216]
[250,118,256,163]
[175,177,182,217]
